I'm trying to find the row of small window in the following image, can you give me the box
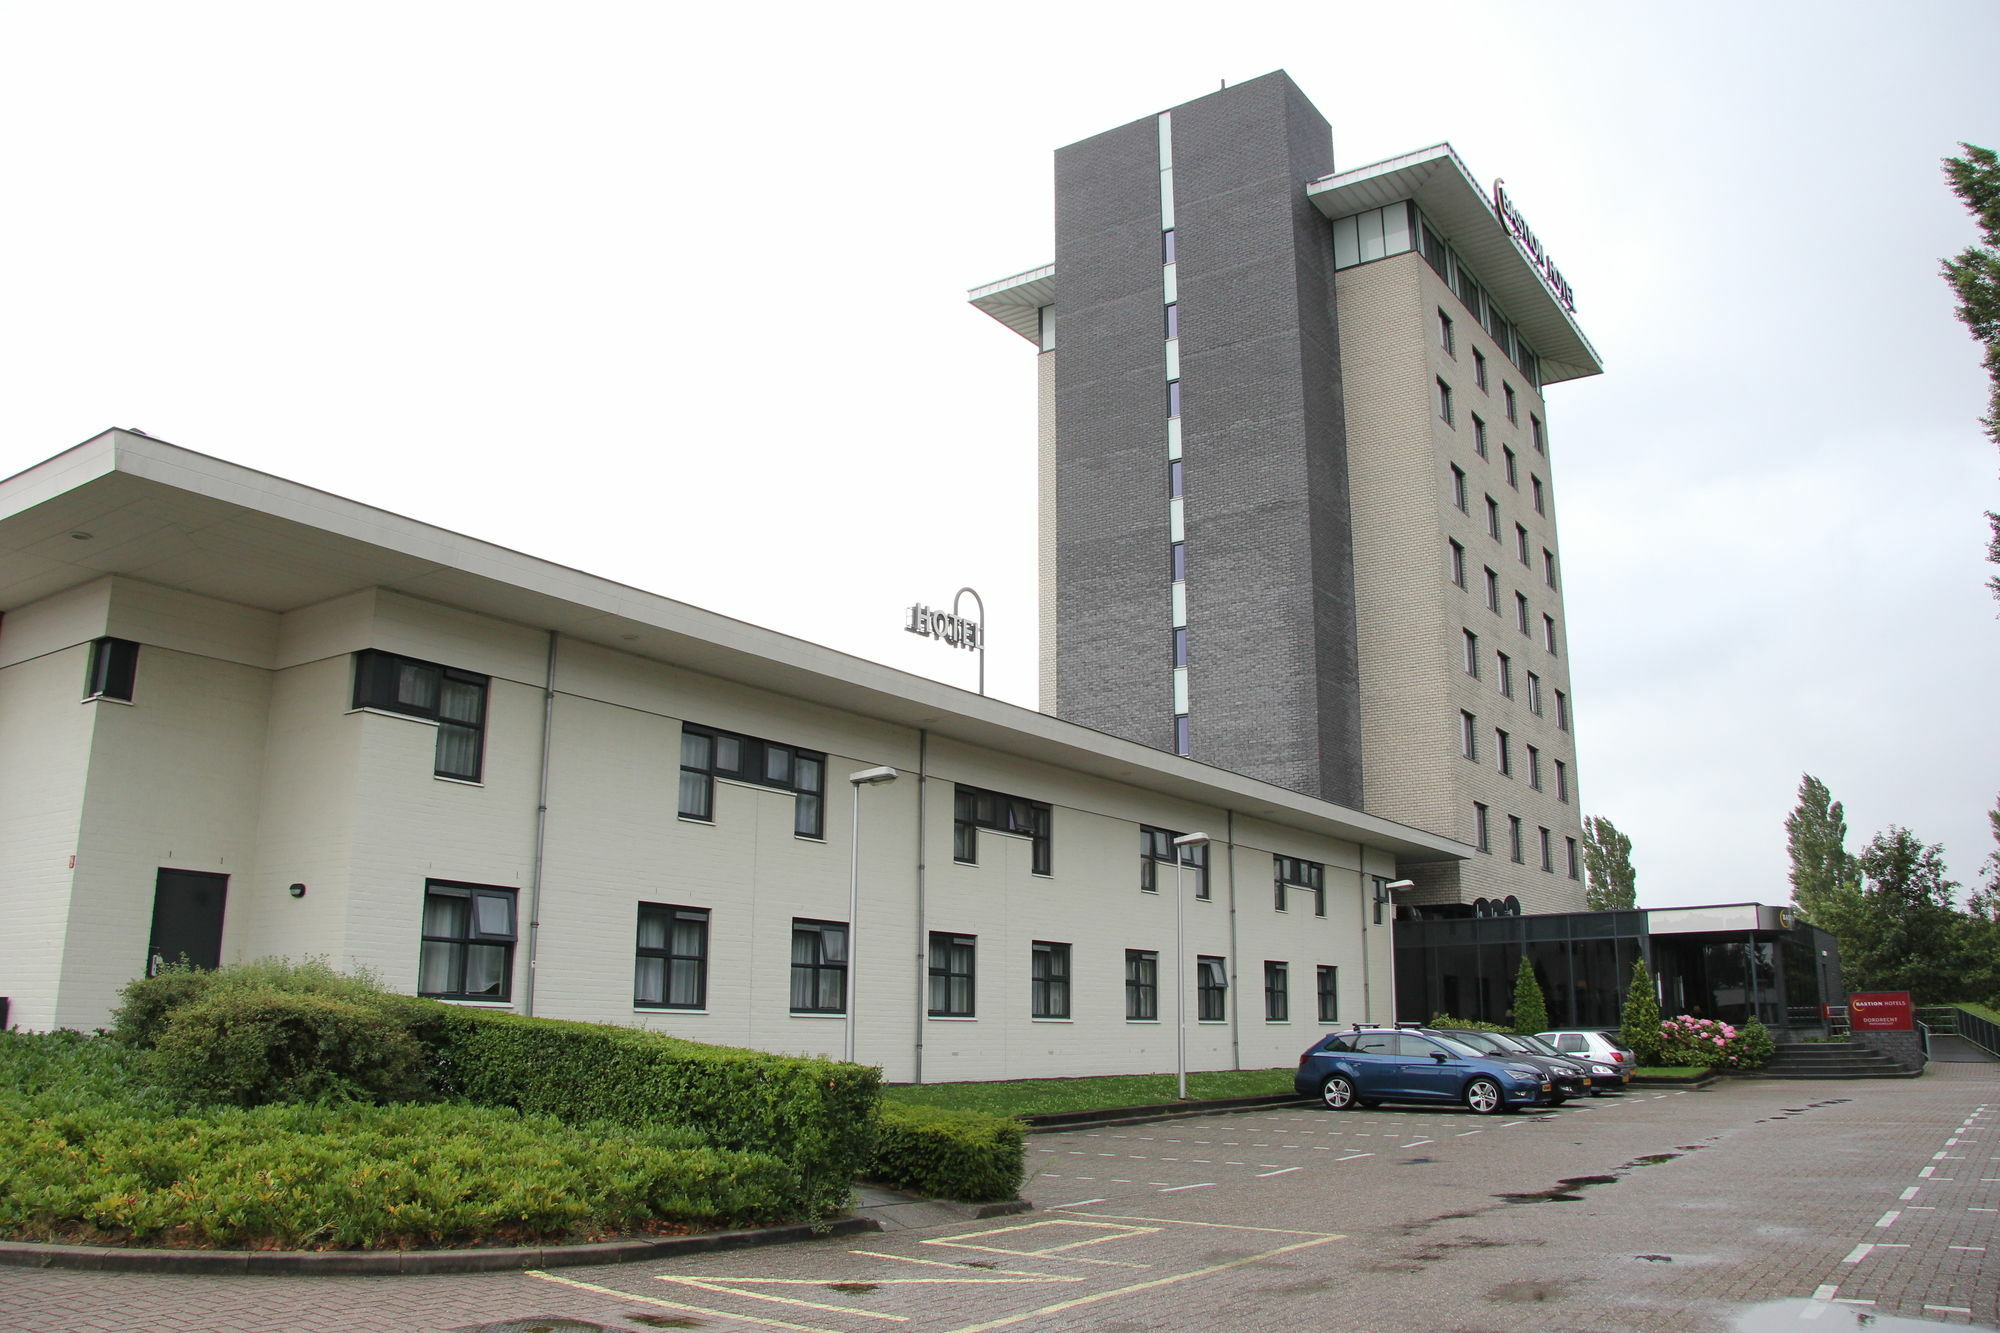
[1435,311,1546,453]
[1448,455,1546,523]
[1449,536,1558,594]
[1459,632,1566,722]
[1163,221,1191,757]
[1456,709,1568,798]
[1469,808,1580,878]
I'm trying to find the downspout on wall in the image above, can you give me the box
[521,630,559,1017]
[1226,810,1240,1071]
[913,728,928,1085]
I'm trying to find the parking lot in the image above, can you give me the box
[1,1066,1993,1332]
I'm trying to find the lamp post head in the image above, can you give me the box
[1383,878,1416,892]
[1172,831,1211,849]
[849,766,899,786]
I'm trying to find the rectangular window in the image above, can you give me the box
[1274,855,1326,916]
[1171,541,1187,581]
[1141,825,1209,899]
[1556,689,1570,730]
[1197,956,1228,1022]
[1528,745,1542,790]
[1449,539,1467,588]
[354,649,490,782]
[1504,383,1518,422]
[790,919,848,1014]
[635,904,709,1009]
[418,880,516,1001]
[1474,802,1491,852]
[1436,377,1454,425]
[1496,729,1512,777]
[1566,837,1581,879]
[1516,592,1531,635]
[1264,961,1289,1021]
[1484,566,1500,612]
[1556,759,1570,803]
[1497,651,1513,698]
[1460,710,1479,761]
[1532,475,1546,515]
[1164,303,1179,339]
[1539,827,1554,873]
[678,723,826,837]
[1126,949,1159,1020]
[954,785,1053,875]
[1172,626,1188,668]
[1543,548,1558,589]
[928,932,976,1017]
[1504,446,1518,488]
[1527,672,1544,716]
[1473,348,1489,391]
[1032,941,1071,1019]
[1437,309,1455,354]
[1316,965,1339,1023]
[1174,714,1190,757]
[1516,524,1531,565]
[85,637,140,702]
[1472,414,1488,457]
[1486,496,1501,540]
[1162,229,1176,263]
[1462,629,1480,677]
[1450,465,1468,511]
[1531,414,1545,453]
[1167,380,1182,418]
[1168,458,1184,498]
[1543,614,1559,655]
[1509,816,1525,864]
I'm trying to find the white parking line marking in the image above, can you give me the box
[1950,1245,1986,1251]
[1841,1244,1873,1264]
[1812,1284,1839,1301]
[1970,1207,1998,1212]
[1051,1199,1107,1208]
[1833,1298,1875,1306]
[1159,1182,1214,1192]
[1457,1130,1483,1136]
[1875,1211,1900,1227]
[1900,1187,1920,1200]
[1925,1307,1974,1315]
[1258,1167,1301,1177]
[1335,1152,1372,1161]
[1402,1140,1433,1148]
[1920,1166,1937,1178]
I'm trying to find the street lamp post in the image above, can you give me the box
[1171,831,1211,1101]
[845,765,900,1065]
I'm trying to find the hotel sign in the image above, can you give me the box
[1848,991,1913,1032]
[1492,179,1576,314]
[905,602,982,652]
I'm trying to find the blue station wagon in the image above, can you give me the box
[1295,1028,1552,1115]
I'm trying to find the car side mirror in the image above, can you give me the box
[1431,1052,1448,1062]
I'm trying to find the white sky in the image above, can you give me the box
[3,2,1995,908]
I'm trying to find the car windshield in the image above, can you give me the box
[1428,1034,1489,1058]
[1513,1034,1562,1056]
[1597,1031,1635,1052]
[1448,1031,1508,1053]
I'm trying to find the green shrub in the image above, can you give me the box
[1427,1013,1512,1032]
[437,1009,880,1219]
[110,958,397,1050]
[1620,960,1663,1065]
[1656,1014,1775,1070]
[108,967,218,1049]
[0,1099,794,1248]
[148,988,432,1108]
[0,1029,163,1112]
[867,1102,1023,1203]
[1511,955,1550,1036]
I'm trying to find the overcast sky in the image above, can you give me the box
[3,2,1995,908]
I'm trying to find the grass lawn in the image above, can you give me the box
[881,1069,1296,1118]
[1953,1001,2000,1027]
[1632,1066,1707,1078]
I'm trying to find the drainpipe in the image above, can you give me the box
[913,729,928,1085]
[1225,810,1240,1071]
[521,630,559,1017]
[1358,868,1374,1024]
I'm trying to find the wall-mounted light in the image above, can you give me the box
[288,883,307,899]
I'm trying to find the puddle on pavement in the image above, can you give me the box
[1635,1254,1673,1262]
[1488,1279,1571,1303]
[452,1322,636,1333]
[826,1282,880,1293]
[628,1318,705,1330]
[1732,1300,1987,1330]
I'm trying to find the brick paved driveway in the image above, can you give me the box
[1,1066,1992,1332]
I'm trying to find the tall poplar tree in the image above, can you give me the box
[1784,774,1861,923]
[1940,143,2000,602]
[1582,815,1637,910]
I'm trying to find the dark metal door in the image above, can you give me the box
[146,869,227,975]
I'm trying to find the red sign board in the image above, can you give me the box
[1849,992,1914,1031]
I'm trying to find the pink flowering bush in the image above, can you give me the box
[1656,1015,1776,1070]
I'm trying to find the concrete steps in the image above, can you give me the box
[1757,1041,1915,1079]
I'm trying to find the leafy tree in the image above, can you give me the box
[1511,954,1550,1036]
[1939,142,2000,602]
[1582,816,1636,910]
[1785,774,1862,924]
[1619,958,1662,1065]
[1963,796,2000,1004]
[1840,827,1968,1003]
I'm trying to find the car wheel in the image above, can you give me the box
[1320,1074,1357,1110]
[1463,1077,1504,1115]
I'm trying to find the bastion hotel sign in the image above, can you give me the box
[1492,180,1577,313]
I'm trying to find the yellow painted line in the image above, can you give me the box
[940,1234,1348,1333]
[658,1276,910,1320]
[921,1241,1150,1268]
[524,1270,844,1333]
[929,1219,1158,1255]
[1060,1211,1342,1239]
[849,1249,1074,1278]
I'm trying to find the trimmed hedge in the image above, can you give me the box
[148,989,433,1108]
[1427,1013,1513,1032]
[438,1009,880,1219]
[867,1102,1023,1203]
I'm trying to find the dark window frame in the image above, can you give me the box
[418,879,516,1002]
[928,931,977,1017]
[954,784,1053,875]
[1316,964,1339,1023]
[635,903,709,1010]
[1264,960,1289,1022]
[1141,825,1209,899]
[1032,941,1071,1019]
[353,649,490,782]
[790,918,848,1014]
[1474,802,1491,852]
[1274,855,1326,916]
[1126,949,1159,1021]
[85,636,140,702]
[679,723,826,838]
[1197,955,1228,1022]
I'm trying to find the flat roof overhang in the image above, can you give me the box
[1306,145,1602,385]
[0,430,1469,864]
[967,265,1053,343]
